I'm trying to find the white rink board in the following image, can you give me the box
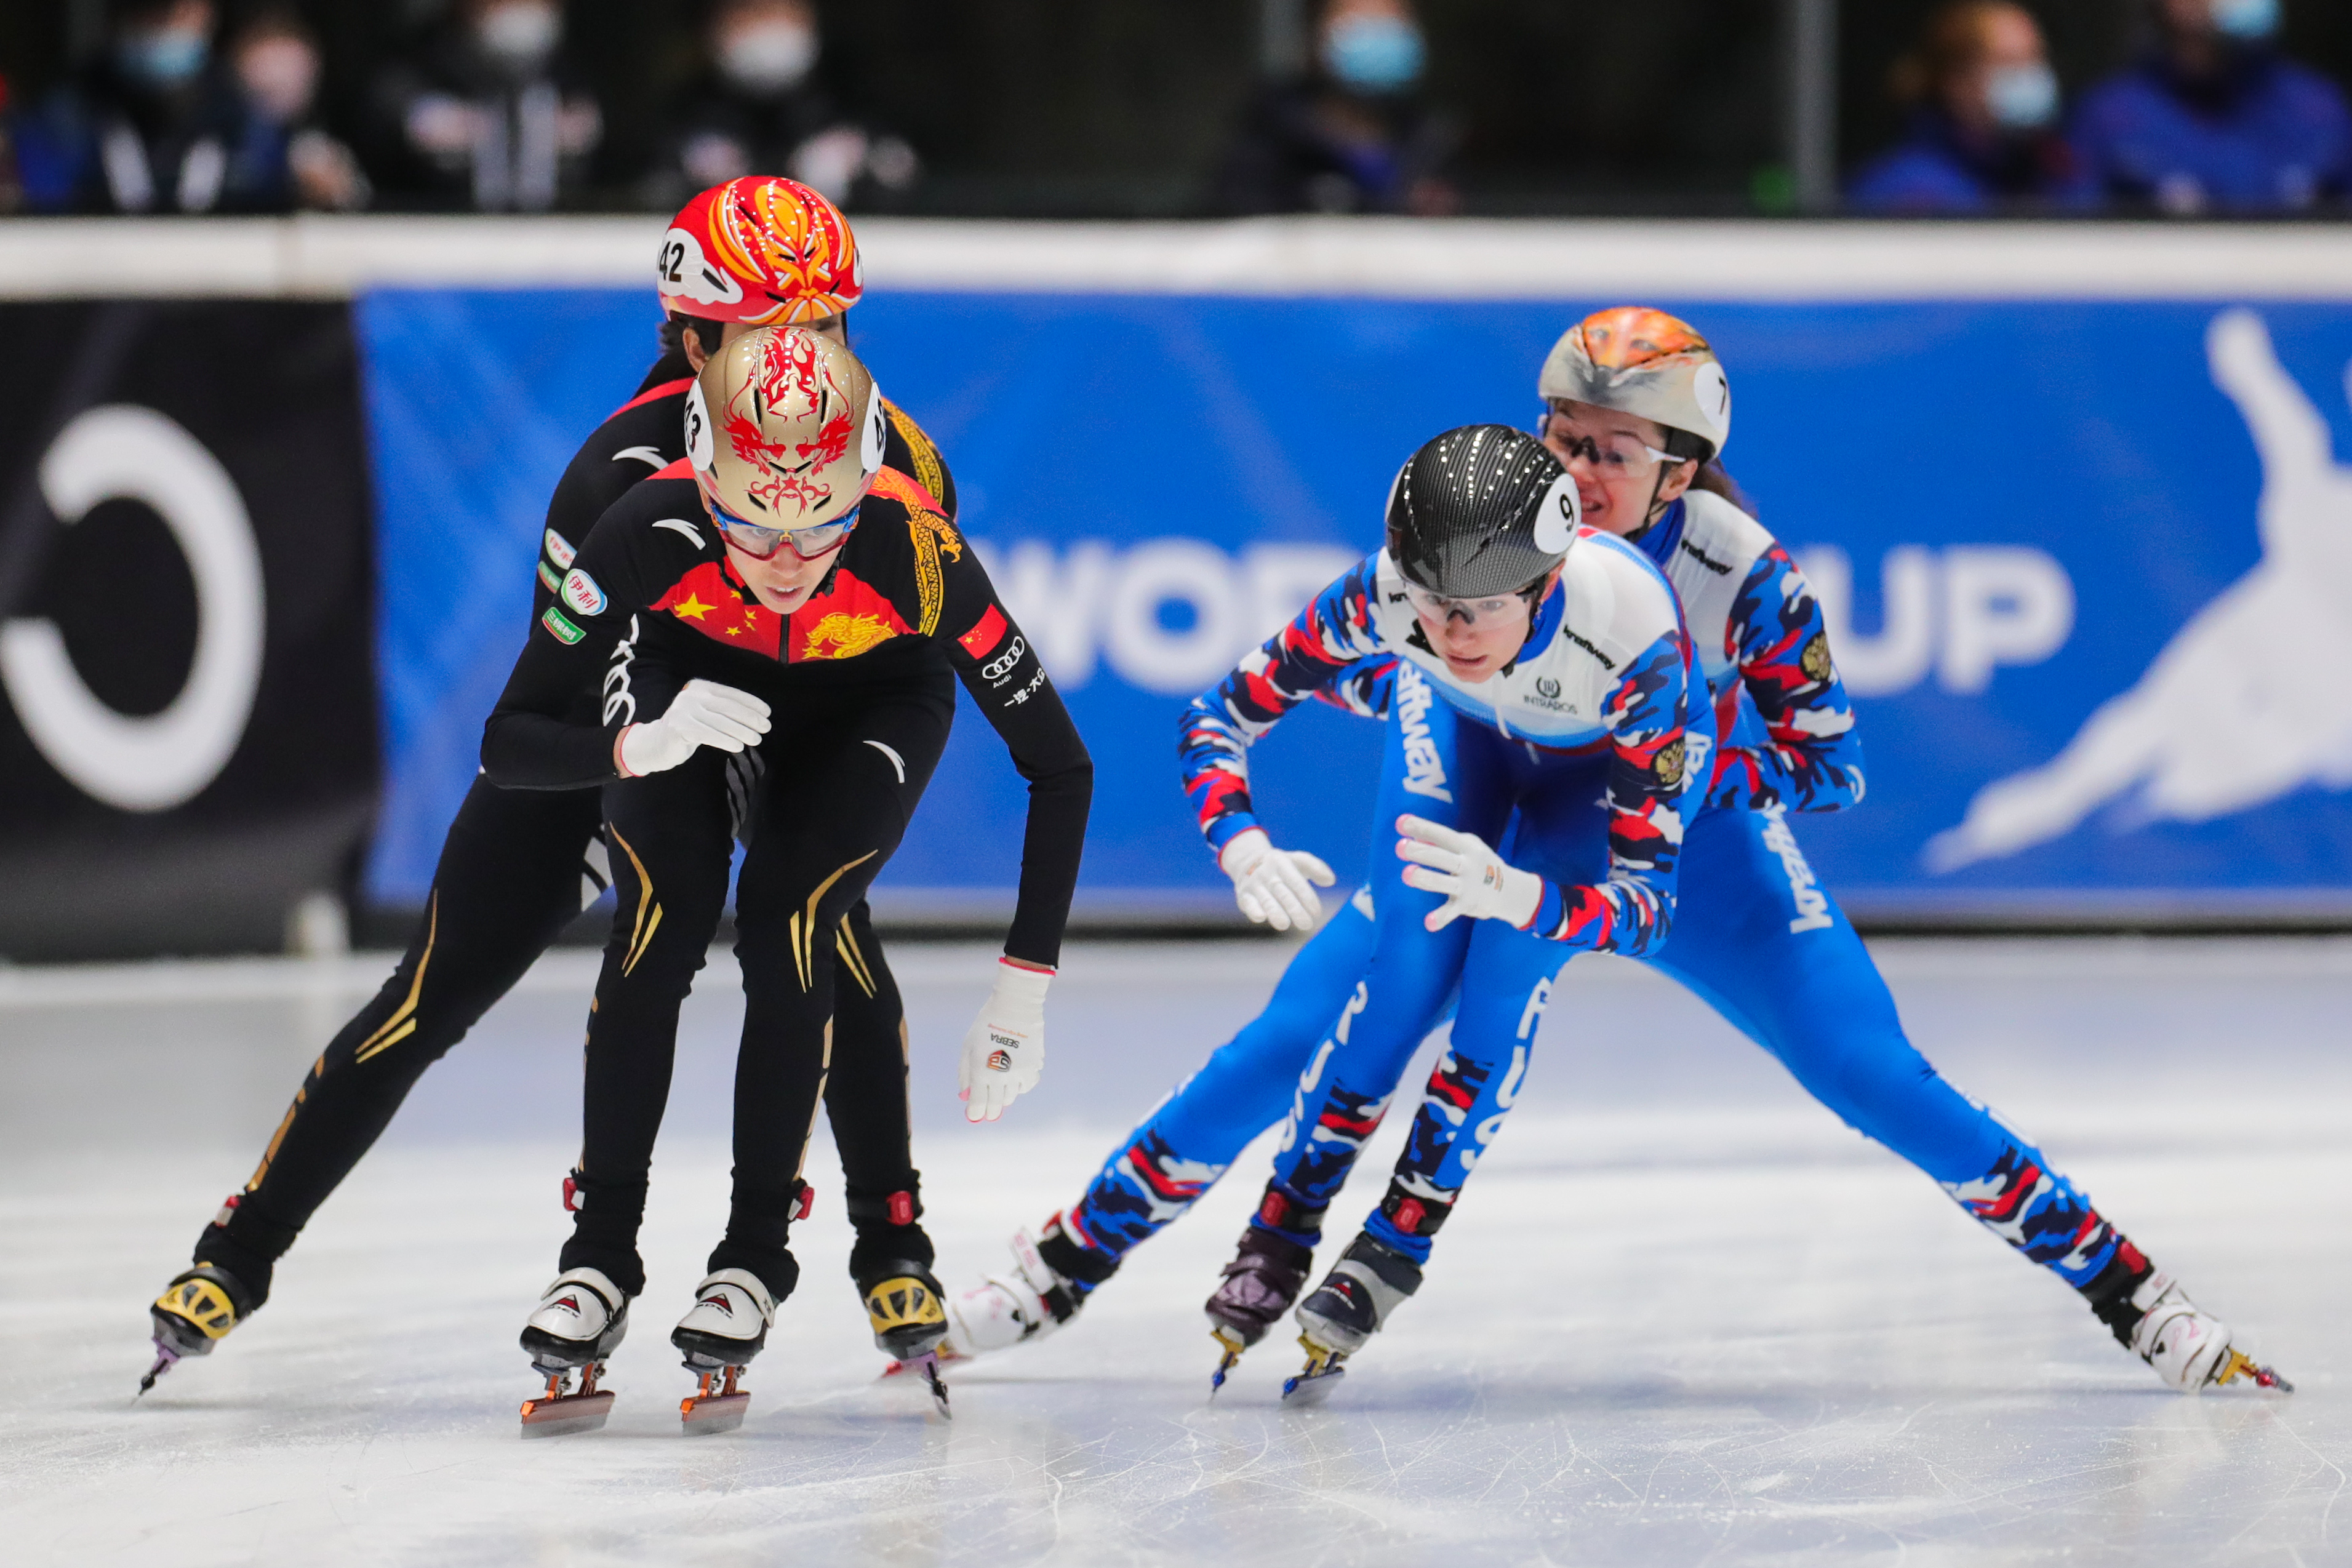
[0,937,2346,1567]
[11,213,2352,300]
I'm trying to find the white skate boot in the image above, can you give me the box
[2127,1273,2292,1394]
[518,1268,630,1437]
[938,1228,1084,1362]
[671,1269,777,1433]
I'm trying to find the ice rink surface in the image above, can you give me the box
[1,935,2345,1567]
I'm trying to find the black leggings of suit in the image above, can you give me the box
[561,672,953,1303]
[191,775,930,1306]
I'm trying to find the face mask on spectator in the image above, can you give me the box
[478,0,561,69]
[721,19,818,94]
[238,35,319,122]
[2210,0,2279,42]
[118,26,210,88]
[1322,14,1425,94]
[1983,60,2058,129]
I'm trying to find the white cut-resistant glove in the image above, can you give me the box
[1217,826,1337,932]
[1395,814,1545,932]
[959,959,1051,1123]
[615,679,770,777]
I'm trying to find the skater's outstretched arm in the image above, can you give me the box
[1704,544,1865,815]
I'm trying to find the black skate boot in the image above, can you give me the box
[1284,1233,1423,1407]
[858,1258,954,1417]
[1204,1185,1325,1392]
[140,1263,262,1396]
[518,1267,631,1438]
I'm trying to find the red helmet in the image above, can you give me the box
[657,176,865,327]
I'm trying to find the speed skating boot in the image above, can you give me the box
[671,1269,777,1434]
[859,1257,954,1417]
[1284,1233,1422,1407]
[518,1267,631,1437]
[2111,1271,2292,1394]
[1204,1185,1325,1391]
[140,1263,262,1396]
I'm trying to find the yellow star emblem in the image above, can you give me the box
[673,593,711,622]
[725,625,742,635]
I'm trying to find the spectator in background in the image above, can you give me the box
[2068,0,2351,214]
[643,0,919,210]
[10,0,253,213]
[1847,3,2075,214]
[1215,0,1457,215]
[226,10,369,211]
[369,0,601,212]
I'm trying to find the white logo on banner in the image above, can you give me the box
[1926,310,2352,871]
[982,538,1357,695]
[1798,544,2075,697]
[0,405,265,812]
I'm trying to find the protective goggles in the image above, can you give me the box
[709,495,861,561]
[1400,579,1536,628]
[1542,407,1687,476]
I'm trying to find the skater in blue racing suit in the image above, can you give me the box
[934,308,2289,1400]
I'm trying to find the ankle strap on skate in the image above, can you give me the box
[1036,1220,1118,1288]
[1253,1183,1327,1237]
[846,1186,923,1228]
[1377,1180,1455,1239]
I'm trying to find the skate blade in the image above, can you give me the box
[880,1342,969,1377]
[2218,1349,2295,1394]
[519,1390,614,1438]
[1280,1364,1345,1407]
[1209,1327,1246,1395]
[680,1391,751,1434]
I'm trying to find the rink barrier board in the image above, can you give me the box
[357,284,2352,922]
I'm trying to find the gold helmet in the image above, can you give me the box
[685,324,888,556]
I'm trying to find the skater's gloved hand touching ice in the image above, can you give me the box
[614,680,770,777]
[1395,814,1542,932]
[1219,827,1336,932]
[959,958,1050,1122]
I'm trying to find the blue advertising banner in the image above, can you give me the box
[358,289,2352,917]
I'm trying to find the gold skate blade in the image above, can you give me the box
[680,1390,750,1434]
[2218,1348,2295,1394]
[519,1390,614,1438]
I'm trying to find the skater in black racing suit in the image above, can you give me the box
[144,181,956,1392]
[482,327,1089,1385]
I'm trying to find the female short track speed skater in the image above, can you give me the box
[934,420,1700,1399]
[140,177,962,1401]
[934,309,2290,1403]
[481,324,1090,1430]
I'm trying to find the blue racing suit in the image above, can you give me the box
[1047,493,2148,1311]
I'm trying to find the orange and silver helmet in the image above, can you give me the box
[1537,307,1731,461]
[686,325,888,557]
[657,176,864,327]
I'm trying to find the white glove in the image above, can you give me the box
[1395,814,1544,932]
[615,679,770,777]
[1217,826,1337,932]
[959,959,1050,1123]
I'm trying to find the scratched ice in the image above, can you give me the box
[1,938,2345,1566]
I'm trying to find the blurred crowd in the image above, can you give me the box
[0,0,2343,218]
[1850,0,2351,213]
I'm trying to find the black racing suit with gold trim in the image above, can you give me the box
[481,465,1091,1300]
[186,352,964,1308]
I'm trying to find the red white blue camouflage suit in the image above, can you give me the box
[1050,489,2151,1314]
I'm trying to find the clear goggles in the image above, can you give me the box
[1542,406,1688,477]
[1401,578,1535,628]
[710,495,861,562]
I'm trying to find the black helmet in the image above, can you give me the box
[1384,425,1581,599]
